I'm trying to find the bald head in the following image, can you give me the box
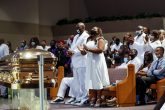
[76,22,85,34]
[77,22,85,29]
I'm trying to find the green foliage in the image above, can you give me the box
[56,13,163,25]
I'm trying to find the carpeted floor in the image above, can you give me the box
[0,98,155,110]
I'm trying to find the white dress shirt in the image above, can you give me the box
[0,43,9,59]
[70,31,89,68]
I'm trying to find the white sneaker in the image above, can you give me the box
[65,97,76,104]
[71,100,81,105]
[50,97,64,104]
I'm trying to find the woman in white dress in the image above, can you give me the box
[78,27,110,107]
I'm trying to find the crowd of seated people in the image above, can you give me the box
[0,24,165,108]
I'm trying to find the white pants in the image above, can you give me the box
[72,67,88,102]
[57,77,76,98]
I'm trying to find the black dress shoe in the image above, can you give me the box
[138,101,146,105]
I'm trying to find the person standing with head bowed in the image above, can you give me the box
[78,26,110,107]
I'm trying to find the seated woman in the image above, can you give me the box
[28,37,42,49]
[136,51,153,77]
[136,51,154,105]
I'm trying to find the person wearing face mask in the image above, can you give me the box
[134,26,147,44]
[123,53,130,64]
[66,22,89,106]
[136,47,165,105]
[16,40,28,51]
[144,30,162,60]
[78,27,110,107]
[127,49,142,73]
[48,40,57,54]
[111,38,122,55]
[123,32,144,63]
[28,37,42,49]
[117,49,142,73]
[110,38,122,64]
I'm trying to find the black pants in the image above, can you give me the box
[136,76,159,102]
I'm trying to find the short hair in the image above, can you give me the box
[151,30,159,39]
[131,49,138,55]
[156,46,164,54]
[115,38,120,42]
[144,51,153,62]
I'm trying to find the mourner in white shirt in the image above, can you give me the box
[110,38,122,52]
[0,39,9,97]
[51,23,89,105]
[126,32,145,63]
[68,22,89,106]
[144,30,162,60]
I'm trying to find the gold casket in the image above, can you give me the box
[0,49,57,89]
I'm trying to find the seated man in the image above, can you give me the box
[136,47,165,105]
[51,77,77,104]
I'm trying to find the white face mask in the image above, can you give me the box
[77,29,80,34]
[20,42,24,47]
[149,35,154,42]
[124,57,128,63]
[31,42,36,46]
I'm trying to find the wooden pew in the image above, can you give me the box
[102,64,136,107]
[50,66,64,99]
[150,78,165,101]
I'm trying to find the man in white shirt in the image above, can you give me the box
[134,26,148,44]
[127,49,142,73]
[0,39,9,98]
[110,38,122,52]
[51,23,89,106]
[126,32,145,63]
[68,22,89,105]
[144,30,162,60]
[136,47,165,105]
[0,39,9,59]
